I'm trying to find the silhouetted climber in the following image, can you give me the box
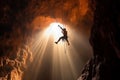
[55,25,70,45]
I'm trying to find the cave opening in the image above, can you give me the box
[1,0,120,80]
[0,0,94,80]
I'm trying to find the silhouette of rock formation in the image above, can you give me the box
[78,0,120,80]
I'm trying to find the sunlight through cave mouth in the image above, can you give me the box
[23,16,93,80]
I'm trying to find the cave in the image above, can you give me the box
[0,0,120,80]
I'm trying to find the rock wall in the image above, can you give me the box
[78,0,120,80]
[0,45,32,80]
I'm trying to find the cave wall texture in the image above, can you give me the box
[78,0,120,80]
[0,0,120,80]
[0,0,33,80]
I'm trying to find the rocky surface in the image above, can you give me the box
[78,0,120,80]
[0,45,32,80]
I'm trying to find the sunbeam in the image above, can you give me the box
[27,22,92,80]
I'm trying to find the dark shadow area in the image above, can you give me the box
[78,0,120,80]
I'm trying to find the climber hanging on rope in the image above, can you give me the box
[55,25,70,45]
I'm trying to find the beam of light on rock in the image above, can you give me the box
[27,22,92,80]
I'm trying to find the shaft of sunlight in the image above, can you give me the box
[27,22,92,80]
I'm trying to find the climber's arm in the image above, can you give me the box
[58,25,63,30]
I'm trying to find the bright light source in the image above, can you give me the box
[44,22,64,41]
